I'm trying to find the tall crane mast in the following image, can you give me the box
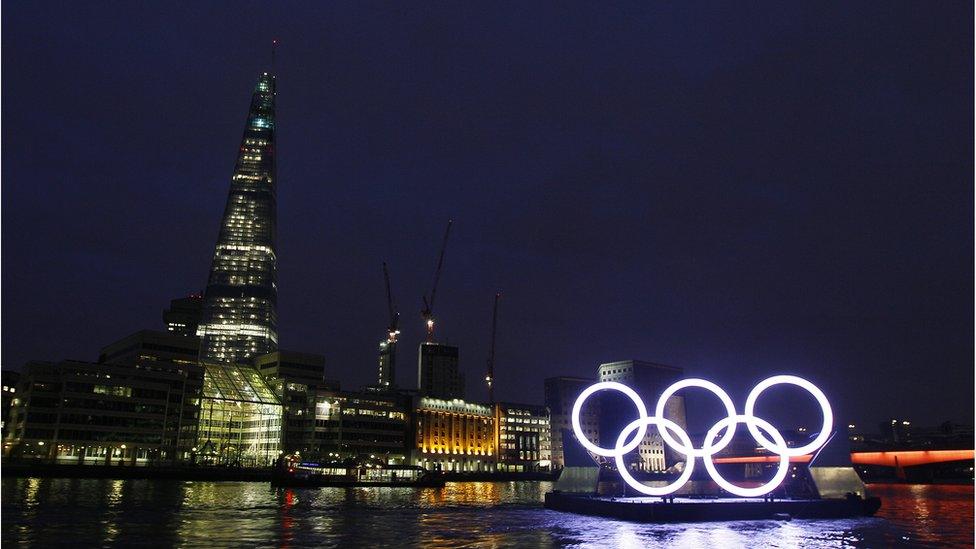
[421,220,453,342]
[485,292,501,405]
[378,262,400,389]
[383,262,399,344]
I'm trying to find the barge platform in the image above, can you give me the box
[544,492,881,523]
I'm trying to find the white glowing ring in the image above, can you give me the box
[570,375,832,497]
[744,375,833,457]
[614,416,695,495]
[571,381,648,456]
[654,378,738,457]
[701,415,791,497]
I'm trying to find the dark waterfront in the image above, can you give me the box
[2,479,971,547]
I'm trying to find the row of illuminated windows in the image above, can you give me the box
[502,417,546,424]
[54,430,165,444]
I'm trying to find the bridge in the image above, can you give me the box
[712,449,974,467]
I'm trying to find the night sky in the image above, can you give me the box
[2,3,972,433]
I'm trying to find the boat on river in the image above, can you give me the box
[271,455,446,487]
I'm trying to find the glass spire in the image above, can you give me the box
[197,73,278,364]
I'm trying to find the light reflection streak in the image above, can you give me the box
[0,480,971,546]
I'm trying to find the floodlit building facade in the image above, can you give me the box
[412,397,495,472]
[197,72,279,365]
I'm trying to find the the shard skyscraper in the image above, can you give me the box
[197,73,278,364]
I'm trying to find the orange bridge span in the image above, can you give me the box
[712,449,974,467]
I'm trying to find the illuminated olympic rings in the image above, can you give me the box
[570,375,833,497]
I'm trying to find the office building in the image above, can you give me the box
[412,396,495,472]
[197,72,279,365]
[377,339,396,389]
[417,343,464,399]
[2,370,21,439]
[98,330,205,462]
[307,388,410,464]
[99,329,201,366]
[255,350,326,387]
[162,294,203,336]
[255,350,328,453]
[189,73,284,465]
[598,360,686,471]
[3,360,193,465]
[544,376,598,469]
[495,402,551,472]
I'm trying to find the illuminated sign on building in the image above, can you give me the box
[570,375,833,497]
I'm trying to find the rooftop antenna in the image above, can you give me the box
[272,39,278,71]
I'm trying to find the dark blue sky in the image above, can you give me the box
[2,2,972,432]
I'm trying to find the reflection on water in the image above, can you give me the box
[2,479,972,547]
[867,483,974,547]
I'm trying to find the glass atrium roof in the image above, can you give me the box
[201,362,280,404]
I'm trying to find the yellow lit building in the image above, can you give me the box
[412,397,495,472]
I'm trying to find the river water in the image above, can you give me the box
[1,479,971,547]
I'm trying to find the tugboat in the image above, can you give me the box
[272,454,446,487]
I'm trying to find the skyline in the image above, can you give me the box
[2,3,972,431]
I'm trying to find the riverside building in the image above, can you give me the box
[98,330,205,462]
[2,370,20,438]
[3,360,192,465]
[495,402,551,472]
[255,350,329,454]
[598,360,687,472]
[412,396,495,472]
[195,362,282,466]
[545,376,598,469]
[308,388,410,465]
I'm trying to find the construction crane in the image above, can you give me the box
[421,220,453,342]
[380,262,400,388]
[383,262,400,345]
[485,292,501,405]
